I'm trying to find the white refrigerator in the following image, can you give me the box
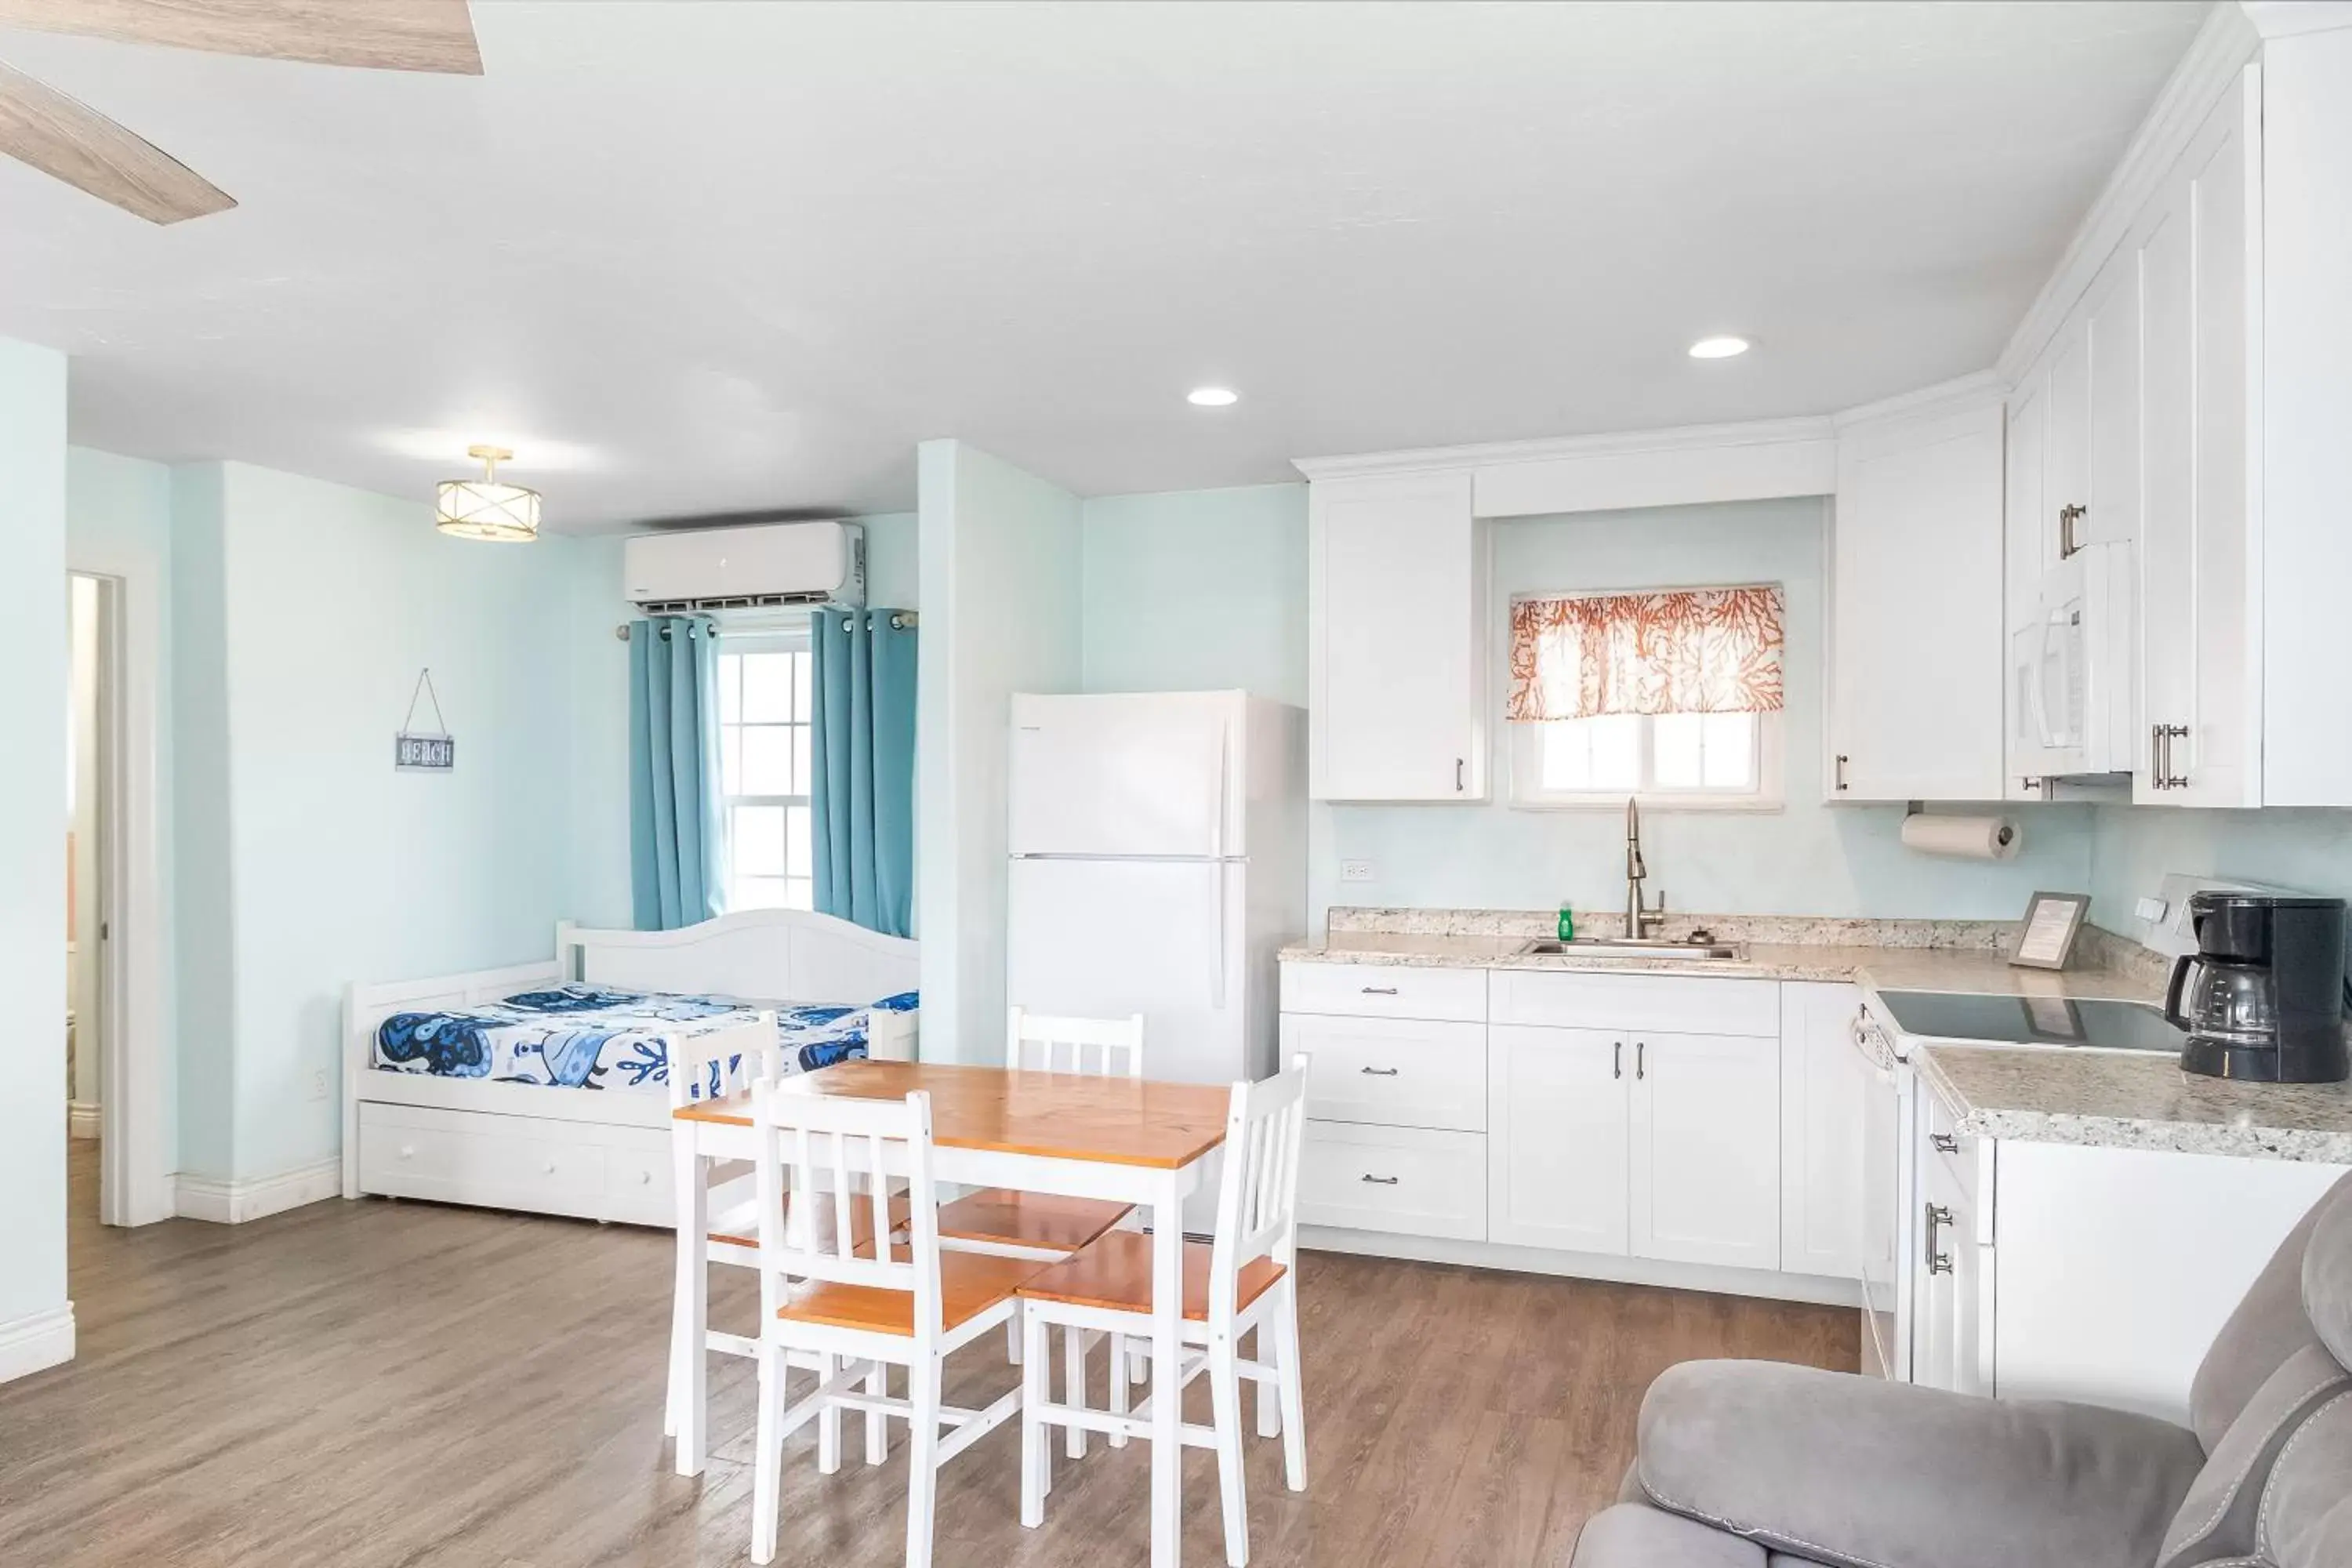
[1006,690,1306,1094]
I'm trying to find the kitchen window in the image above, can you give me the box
[1507,584,1785,809]
[715,629,815,910]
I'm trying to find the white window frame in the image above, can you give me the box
[714,621,817,913]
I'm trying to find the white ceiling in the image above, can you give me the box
[0,1,2210,530]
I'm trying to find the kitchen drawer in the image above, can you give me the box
[1280,1013,1486,1132]
[1488,968,1779,1037]
[1297,1121,1486,1241]
[1279,960,1486,1022]
[1920,1091,1987,1244]
[361,1103,614,1219]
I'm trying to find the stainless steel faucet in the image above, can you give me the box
[1624,797,1666,938]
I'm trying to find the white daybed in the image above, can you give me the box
[342,909,919,1227]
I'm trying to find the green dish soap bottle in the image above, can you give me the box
[1557,902,1575,942]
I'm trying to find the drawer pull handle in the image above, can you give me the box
[543,1160,558,1175]
[1359,985,1399,996]
[637,1170,654,1185]
[1359,1065,1401,1077]
[1359,1174,1400,1185]
[1931,1134,1959,1155]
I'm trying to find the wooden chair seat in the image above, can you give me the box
[712,1189,911,1256]
[1015,1229,1286,1323]
[777,1250,1047,1338]
[937,1189,1134,1254]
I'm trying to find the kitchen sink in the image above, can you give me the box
[1515,936,1749,960]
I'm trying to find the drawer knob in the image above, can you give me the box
[1359,985,1399,996]
[543,1160,558,1175]
[397,1145,416,1160]
[637,1169,653,1185]
[1360,1174,1400,1185]
[1359,1065,1401,1077]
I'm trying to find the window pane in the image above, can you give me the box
[720,725,742,797]
[1653,713,1704,789]
[1704,713,1758,789]
[786,876,814,912]
[733,875,793,911]
[787,804,812,878]
[741,725,793,797]
[792,649,813,724]
[1587,714,1641,790]
[733,805,786,878]
[1541,722,1588,790]
[792,723,813,796]
[742,652,793,723]
[717,655,742,725]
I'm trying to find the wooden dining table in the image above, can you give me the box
[670,1058,1235,1568]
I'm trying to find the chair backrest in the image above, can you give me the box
[750,1081,942,1336]
[1005,1005,1145,1078]
[666,1011,779,1111]
[1204,1056,1312,1327]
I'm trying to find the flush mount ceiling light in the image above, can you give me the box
[435,445,541,543]
[1688,336,1751,360]
[1187,386,1240,407]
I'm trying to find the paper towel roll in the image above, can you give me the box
[1899,813,2021,861]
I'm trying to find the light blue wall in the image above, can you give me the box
[2090,807,2352,931]
[1315,499,2096,924]
[1080,484,1308,705]
[916,441,1083,1061]
[0,338,70,1332]
[167,465,238,1178]
[65,447,182,1178]
[862,510,919,609]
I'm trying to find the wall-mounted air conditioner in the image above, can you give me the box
[623,521,866,612]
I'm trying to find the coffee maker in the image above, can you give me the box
[2164,892,2350,1083]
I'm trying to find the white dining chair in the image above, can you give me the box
[663,1017,906,1470]
[1014,1056,1312,1568]
[936,1007,1147,1445]
[746,1082,1039,1568]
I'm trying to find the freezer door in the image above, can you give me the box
[1008,692,1238,859]
[1005,856,1247,1087]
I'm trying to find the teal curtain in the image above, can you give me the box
[811,608,917,937]
[628,615,724,931]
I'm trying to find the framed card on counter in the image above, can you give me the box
[2010,890,2089,970]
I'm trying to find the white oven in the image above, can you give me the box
[2010,539,2136,779]
[1851,996,1917,1381]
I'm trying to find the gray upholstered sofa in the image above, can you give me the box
[1573,1171,2352,1568]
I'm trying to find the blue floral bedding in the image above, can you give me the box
[372,984,919,1095]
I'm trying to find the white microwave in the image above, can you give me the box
[2010,539,2136,779]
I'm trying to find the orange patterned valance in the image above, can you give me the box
[1507,585,1784,721]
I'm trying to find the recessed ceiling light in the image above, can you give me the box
[1187,386,1240,407]
[1688,336,1751,360]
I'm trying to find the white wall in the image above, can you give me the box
[0,336,71,1358]
[916,441,1083,1061]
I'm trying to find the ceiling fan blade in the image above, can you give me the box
[0,0,481,75]
[0,60,234,223]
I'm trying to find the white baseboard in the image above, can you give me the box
[67,1102,100,1140]
[1299,1225,1864,1310]
[0,1304,76,1385]
[174,1158,343,1225]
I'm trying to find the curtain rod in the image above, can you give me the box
[614,609,917,640]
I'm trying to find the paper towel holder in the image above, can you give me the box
[1903,800,2019,854]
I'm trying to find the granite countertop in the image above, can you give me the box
[1915,1044,2352,1165]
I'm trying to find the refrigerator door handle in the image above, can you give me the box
[1214,721,1230,860]
[1211,866,1229,1009]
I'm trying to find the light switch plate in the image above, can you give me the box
[1339,859,1375,884]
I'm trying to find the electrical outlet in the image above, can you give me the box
[310,1069,329,1102]
[1340,859,1375,884]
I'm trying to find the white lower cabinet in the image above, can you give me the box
[1486,1025,1629,1254]
[1628,1033,1782,1270]
[1780,982,1869,1279]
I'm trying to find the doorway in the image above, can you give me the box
[65,574,114,1229]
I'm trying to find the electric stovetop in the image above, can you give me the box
[1874,989,2188,1054]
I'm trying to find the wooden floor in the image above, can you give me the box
[3,1141,1854,1566]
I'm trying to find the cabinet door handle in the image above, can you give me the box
[1359,985,1399,996]
[1926,1203,1955,1275]
[2058,503,2086,558]
[1931,1133,1959,1155]
[1835,754,1849,792]
[1359,1065,1400,1077]
[1360,1174,1400,1186]
[1636,1040,1646,1080]
[1455,757,1466,793]
[2154,723,2189,789]
[1613,1040,1624,1080]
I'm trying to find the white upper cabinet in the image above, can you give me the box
[1308,471,1487,801]
[2003,379,2063,797]
[1829,402,2008,802]
[2133,70,2261,808]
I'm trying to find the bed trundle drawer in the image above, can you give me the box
[359,1103,674,1226]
